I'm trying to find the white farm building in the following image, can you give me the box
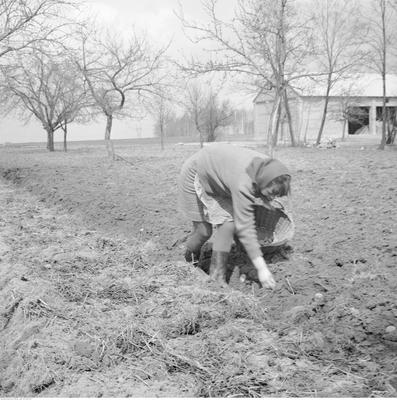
[253,74,397,144]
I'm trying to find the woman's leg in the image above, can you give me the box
[210,221,236,284]
[178,155,211,264]
[213,221,235,253]
[185,221,213,264]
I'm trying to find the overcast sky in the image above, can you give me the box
[1,0,239,144]
[86,0,189,51]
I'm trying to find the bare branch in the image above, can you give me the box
[1,47,89,150]
[0,0,79,60]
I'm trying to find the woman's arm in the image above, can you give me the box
[232,184,276,290]
[251,256,276,289]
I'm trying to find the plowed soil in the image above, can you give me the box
[0,140,396,397]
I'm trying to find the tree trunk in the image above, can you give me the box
[272,101,282,147]
[316,76,332,145]
[386,109,396,144]
[207,129,216,142]
[378,0,387,150]
[194,111,204,148]
[283,91,296,147]
[268,93,282,158]
[379,77,387,149]
[160,123,165,150]
[46,128,55,152]
[105,114,115,160]
[62,122,68,152]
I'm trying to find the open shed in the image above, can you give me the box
[253,74,397,143]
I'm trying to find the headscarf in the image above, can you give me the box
[246,157,290,193]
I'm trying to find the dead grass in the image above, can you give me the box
[0,142,396,397]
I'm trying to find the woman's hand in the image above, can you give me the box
[257,266,276,289]
[251,256,276,289]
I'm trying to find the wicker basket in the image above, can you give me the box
[254,199,295,249]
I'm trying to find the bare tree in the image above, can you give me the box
[310,0,367,145]
[149,92,173,150]
[364,0,397,149]
[185,81,233,147]
[2,49,87,151]
[326,83,360,141]
[0,0,77,61]
[186,84,206,147]
[75,26,168,159]
[0,0,80,130]
[57,77,90,152]
[177,0,314,150]
[203,91,233,142]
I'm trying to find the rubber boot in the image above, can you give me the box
[184,248,201,265]
[225,263,235,283]
[184,222,212,268]
[209,250,231,285]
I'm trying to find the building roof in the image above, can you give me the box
[254,73,397,102]
[294,73,397,97]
